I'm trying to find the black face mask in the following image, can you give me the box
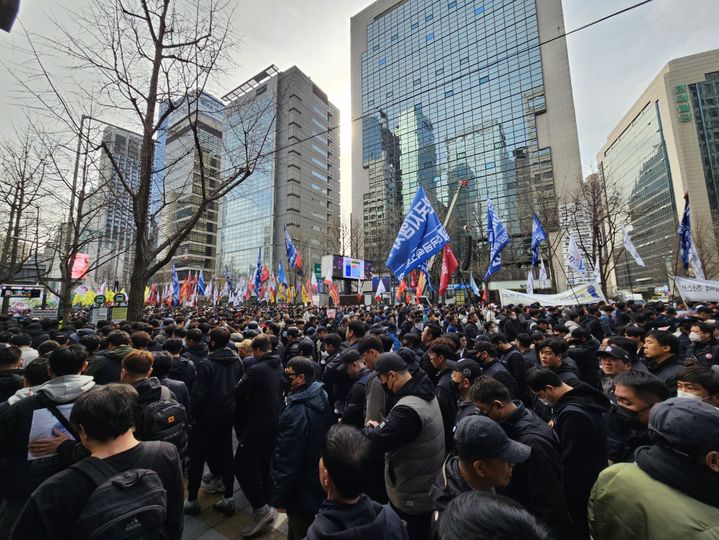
[280,375,292,394]
[614,405,645,431]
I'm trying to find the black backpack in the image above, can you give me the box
[136,386,188,456]
[71,443,167,540]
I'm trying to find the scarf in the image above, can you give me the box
[635,444,719,508]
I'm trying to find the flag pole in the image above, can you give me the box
[623,249,635,295]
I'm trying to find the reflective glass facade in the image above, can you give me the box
[599,102,677,290]
[360,0,558,273]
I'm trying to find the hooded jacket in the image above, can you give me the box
[549,358,582,387]
[499,403,572,540]
[306,494,408,540]
[234,351,283,434]
[430,454,473,518]
[0,374,95,501]
[0,369,24,404]
[567,338,602,389]
[26,324,49,349]
[552,382,610,540]
[182,342,208,366]
[86,345,134,384]
[168,356,197,392]
[270,380,333,515]
[190,347,243,424]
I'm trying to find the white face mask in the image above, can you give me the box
[538,397,551,407]
[676,389,702,400]
[689,332,704,343]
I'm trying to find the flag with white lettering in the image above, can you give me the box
[566,235,586,275]
[531,213,547,267]
[483,199,510,281]
[621,226,645,267]
[677,194,691,270]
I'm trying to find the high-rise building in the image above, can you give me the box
[155,92,225,280]
[351,0,582,289]
[86,125,142,288]
[597,49,719,292]
[219,65,340,277]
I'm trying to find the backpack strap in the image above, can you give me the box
[159,385,171,401]
[36,392,81,440]
[72,443,154,488]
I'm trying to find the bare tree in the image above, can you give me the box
[690,216,719,280]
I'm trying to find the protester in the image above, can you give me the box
[536,338,581,387]
[86,330,134,384]
[472,341,517,398]
[642,330,683,395]
[589,398,719,539]
[676,364,719,406]
[428,340,458,453]
[9,384,184,540]
[339,349,371,428]
[688,321,718,367]
[151,351,191,415]
[8,335,38,368]
[271,357,333,540]
[451,358,483,427]
[164,337,197,392]
[0,344,24,404]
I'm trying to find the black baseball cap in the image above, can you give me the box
[649,397,719,454]
[454,416,531,464]
[374,352,408,374]
[453,359,483,382]
[597,345,631,363]
[339,349,362,365]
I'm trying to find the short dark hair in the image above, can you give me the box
[613,371,670,403]
[348,320,368,339]
[625,325,646,340]
[252,333,272,352]
[691,321,715,334]
[24,356,50,386]
[515,333,532,348]
[70,384,139,441]
[424,323,442,340]
[298,340,314,357]
[379,334,395,352]
[37,340,61,357]
[322,424,371,499]
[469,376,512,405]
[186,328,202,343]
[163,338,184,355]
[645,330,679,355]
[130,331,151,349]
[537,338,568,356]
[287,357,315,382]
[107,330,131,347]
[79,334,101,353]
[0,344,22,366]
[9,333,31,347]
[49,345,88,376]
[439,491,555,540]
[121,350,154,376]
[570,328,590,341]
[150,351,173,378]
[488,332,509,345]
[526,367,562,391]
[357,335,383,354]
[323,333,343,349]
[429,341,457,361]
[209,327,231,348]
[677,365,719,393]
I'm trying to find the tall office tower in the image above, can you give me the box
[598,50,719,292]
[86,125,143,288]
[351,0,582,290]
[220,65,340,277]
[155,92,225,280]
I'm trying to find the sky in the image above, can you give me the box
[1,0,717,221]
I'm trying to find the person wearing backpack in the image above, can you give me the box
[119,350,188,457]
[10,383,184,540]
[185,327,243,517]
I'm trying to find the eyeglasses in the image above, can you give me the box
[285,371,298,379]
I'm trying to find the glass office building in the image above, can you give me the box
[352,0,582,283]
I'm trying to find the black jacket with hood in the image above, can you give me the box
[86,345,134,384]
[567,338,602,389]
[190,347,243,424]
[0,369,24,404]
[234,351,283,434]
[168,356,197,392]
[306,494,408,540]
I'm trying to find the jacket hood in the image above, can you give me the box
[554,382,610,414]
[105,345,134,362]
[396,368,436,401]
[307,495,401,540]
[187,342,208,356]
[553,358,578,374]
[207,347,239,365]
[36,374,95,403]
[259,351,281,368]
[132,376,164,404]
[7,385,40,405]
[287,380,327,412]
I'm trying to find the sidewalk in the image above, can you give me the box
[182,480,289,540]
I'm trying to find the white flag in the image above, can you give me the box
[468,272,481,297]
[621,226,645,267]
[539,258,548,289]
[323,267,333,286]
[593,257,602,284]
[375,279,386,301]
[690,242,705,280]
[526,270,535,295]
[567,235,586,275]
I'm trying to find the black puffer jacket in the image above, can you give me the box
[270,380,333,516]
[234,351,283,434]
[182,342,208,366]
[645,355,683,396]
[567,338,602,389]
[190,347,243,424]
[500,402,572,540]
[430,455,472,522]
[549,358,582,387]
[306,495,408,540]
[168,357,197,392]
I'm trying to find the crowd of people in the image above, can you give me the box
[0,299,718,539]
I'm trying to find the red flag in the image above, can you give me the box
[261,264,270,283]
[329,284,340,306]
[396,279,407,303]
[179,273,191,303]
[439,245,459,296]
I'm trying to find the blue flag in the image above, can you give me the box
[531,213,547,266]
[386,186,450,280]
[197,270,205,296]
[284,227,302,270]
[278,262,288,286]
[171,264,180,305]
[677,194,691,270]
[224,266,233,295]
[483,199,510,281]
[254,248,262,295]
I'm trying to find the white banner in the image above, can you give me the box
[675,276,719,303]
[499,283,607,307]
